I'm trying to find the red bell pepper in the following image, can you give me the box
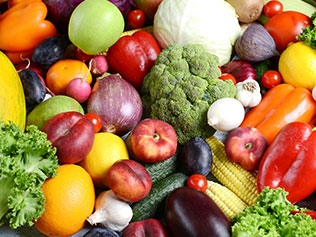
[106,30,161,91]
[257,121,316,203]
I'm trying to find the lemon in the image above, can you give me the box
[0,51,26,129]
[279,41,316,90]
[79,132,129,187]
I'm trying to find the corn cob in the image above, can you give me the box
[205,136,259,206]
[206,180,248,221]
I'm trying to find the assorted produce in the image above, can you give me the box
[4,0,316,236]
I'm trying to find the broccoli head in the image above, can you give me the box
[141,43,237,144]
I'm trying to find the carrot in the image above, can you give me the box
[240,83,316,144]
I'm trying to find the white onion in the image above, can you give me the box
[207,97,245,132]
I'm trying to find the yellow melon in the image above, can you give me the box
[0,51,26,129]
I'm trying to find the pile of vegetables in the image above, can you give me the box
[232,187,316,236]
[0,121,58,229]
[141,43,237,144]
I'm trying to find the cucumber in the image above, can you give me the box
[141,147,181,183]
[131,172,188,222]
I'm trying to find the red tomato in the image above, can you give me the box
[127,9,146,29]
[219,73,237,84]
[261,70,283,88]
[187,174,208,192]
[264,11,311,53]
[84,112,103,133]
[263,1,283,18]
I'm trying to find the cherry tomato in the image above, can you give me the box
[84,112,103,133]
[127,9,146,29]
[261,70,283,89]
[187,174,208,192]
[219,73,237,85]
[264,11,311,53]
[263,1,283,18]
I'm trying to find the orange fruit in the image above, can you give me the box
[279,41,316,90]
[80,132,129,187]
[34,164,95,237]
[46,59,93,95]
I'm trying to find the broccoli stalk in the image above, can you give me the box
[141,43,237,144]
[0,122,59,229]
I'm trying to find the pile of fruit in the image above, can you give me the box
[2,0,316,236]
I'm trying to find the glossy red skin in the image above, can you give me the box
[106,30,161,90]
[257,121,316,203]
[130,118,178,163]
[106,159,152,202]
[225,126,268,171]
[127,9,146,29]
[261,70,282,89]
[264,11,311,53]
[187,174,208,192]
[221,59,256,83]
[122,218,168,237]
[134,0,162,23]
[84,112,102,133]
[42,111,95,164]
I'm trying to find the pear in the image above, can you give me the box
[26,95,84,130]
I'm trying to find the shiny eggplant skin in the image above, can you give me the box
[164,186,231,237]
[83,227,120,237]
[19,68,46,114]
[180,137,213,176]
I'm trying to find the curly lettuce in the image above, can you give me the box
[232,187,316,237]
[0,121,59,229]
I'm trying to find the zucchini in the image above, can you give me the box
[131,172,188,222]
[141,146,181,183]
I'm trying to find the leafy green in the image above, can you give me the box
[0,121,59,229]
[232,187,316,237]
[297,12,316,49]
[141,43,237,144]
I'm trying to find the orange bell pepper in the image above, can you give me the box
[0,0,56,52]
[240,83,316,144]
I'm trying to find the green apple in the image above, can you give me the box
[134,0,162,23]
[68,0,125,55]
[26,95,85,130]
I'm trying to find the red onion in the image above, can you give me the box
[87,74,143,136]
[221,59,257,83]
[108,0,135,18]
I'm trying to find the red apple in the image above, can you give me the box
[106,159,152,202]
[42,111,95,164]
[225,126,268,171]
[128,118,178,163]
[122,218,168,237]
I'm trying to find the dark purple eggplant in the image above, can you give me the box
[180,137,212,176]
[19,68,46,114]
[164,186,231,237]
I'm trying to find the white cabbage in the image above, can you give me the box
[153,0,241,66]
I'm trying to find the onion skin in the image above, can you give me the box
[221,59,257,83]
[87,74,143,136]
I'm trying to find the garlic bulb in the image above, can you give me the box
[86,190,133,232]
[236,79,262,108]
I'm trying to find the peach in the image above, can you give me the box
[106,160,152,202]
